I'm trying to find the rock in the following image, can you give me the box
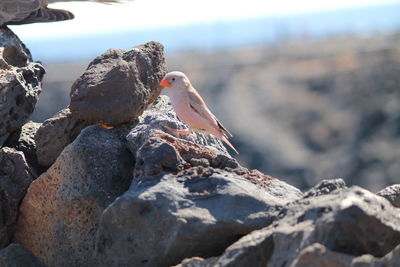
[95,96,302,267]
[69,41,166,125]
[0,243,47,267]
[34,108,90,168]
[95,167,301,267]
[303,178,347,198]
[196,186,400,266]
[0,148,35,248]
[13,125,134,266]
[0,27,45,137]
[292,242,400,267]
[4,121,42,173]
[377,184,400,208]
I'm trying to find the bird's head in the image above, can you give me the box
[159,71,190,90]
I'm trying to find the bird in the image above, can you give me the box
[159,71,239,154]
[0,0,127,26]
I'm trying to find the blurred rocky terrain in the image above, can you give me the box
[30,33,400,191]
[1,25,400,266]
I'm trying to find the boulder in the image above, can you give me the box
[4,121,42,173]
[34,108,90,168]
[0,243,46,267]
[95,96,303,267]
[0,148,35,248]
[189,186,400,266]
[69,41,166,125]
[0,27,45,137]
[377,184,400,208]
[13,125,134,266]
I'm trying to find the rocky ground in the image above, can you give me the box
[0,26,400,266]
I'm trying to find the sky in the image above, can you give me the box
[10,0,400,41]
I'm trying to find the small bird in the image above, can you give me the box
[160,71,239,154]
[0,0,127,26]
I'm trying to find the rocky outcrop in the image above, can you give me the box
[177,181,400,266]
[2,33,399,267]
[34,108,89,168]
[69,41,166,125]
[0,243,46,267]
[94,96,302,267]
[0,27,44,137]
[0,148,35,248]
[4,121,42,173]
[13,125,134,266]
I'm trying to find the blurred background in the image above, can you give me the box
[9,0,400,191]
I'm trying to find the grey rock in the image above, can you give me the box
[35,108,90,168]
[0,147,35,248]
[14,125,134,266]
[4,121,42,173]
[292,242,400,267]
[95,168,299,267]
[303,178,347,198]
[197,186,400,266]
[95,95,302,267]
[0,27,45,137]
[69,41,166,125]
[376,184,400,208]
[0,243,47,267]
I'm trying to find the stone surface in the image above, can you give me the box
[69,41,166,125]
[0,148,35,248]
[377,184,400,208]
[0,243,46,267]
[4,121,42,173]
[190,186,400,266]
[0,27,45,137]
[303,178,347,198]
[13,125,134,266]
[292,242,400,267]
[94,96,302,267]
[34,108,90,168]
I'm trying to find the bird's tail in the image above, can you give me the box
[221,135,239,154]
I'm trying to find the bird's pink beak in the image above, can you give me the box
[159,79,172,87]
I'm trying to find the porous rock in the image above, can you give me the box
[34,108,90,168]
[0,147,35,248]
[0,27,45,136]
[377,184,400,208]
[94,96,303,267]
[190,186,400,266]
[4,121,42,173]
[14,125,134,266]
[0,243,46,267]
[69,41,166,125]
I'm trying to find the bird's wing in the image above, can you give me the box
[187,88,233,137]
[0,0,41,25]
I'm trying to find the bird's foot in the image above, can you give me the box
[164,125,195,138]
[96,123,114,129]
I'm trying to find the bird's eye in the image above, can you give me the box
[171,78,175,81]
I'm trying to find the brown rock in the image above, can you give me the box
[14,125,134,266]
[69,41,166,125]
